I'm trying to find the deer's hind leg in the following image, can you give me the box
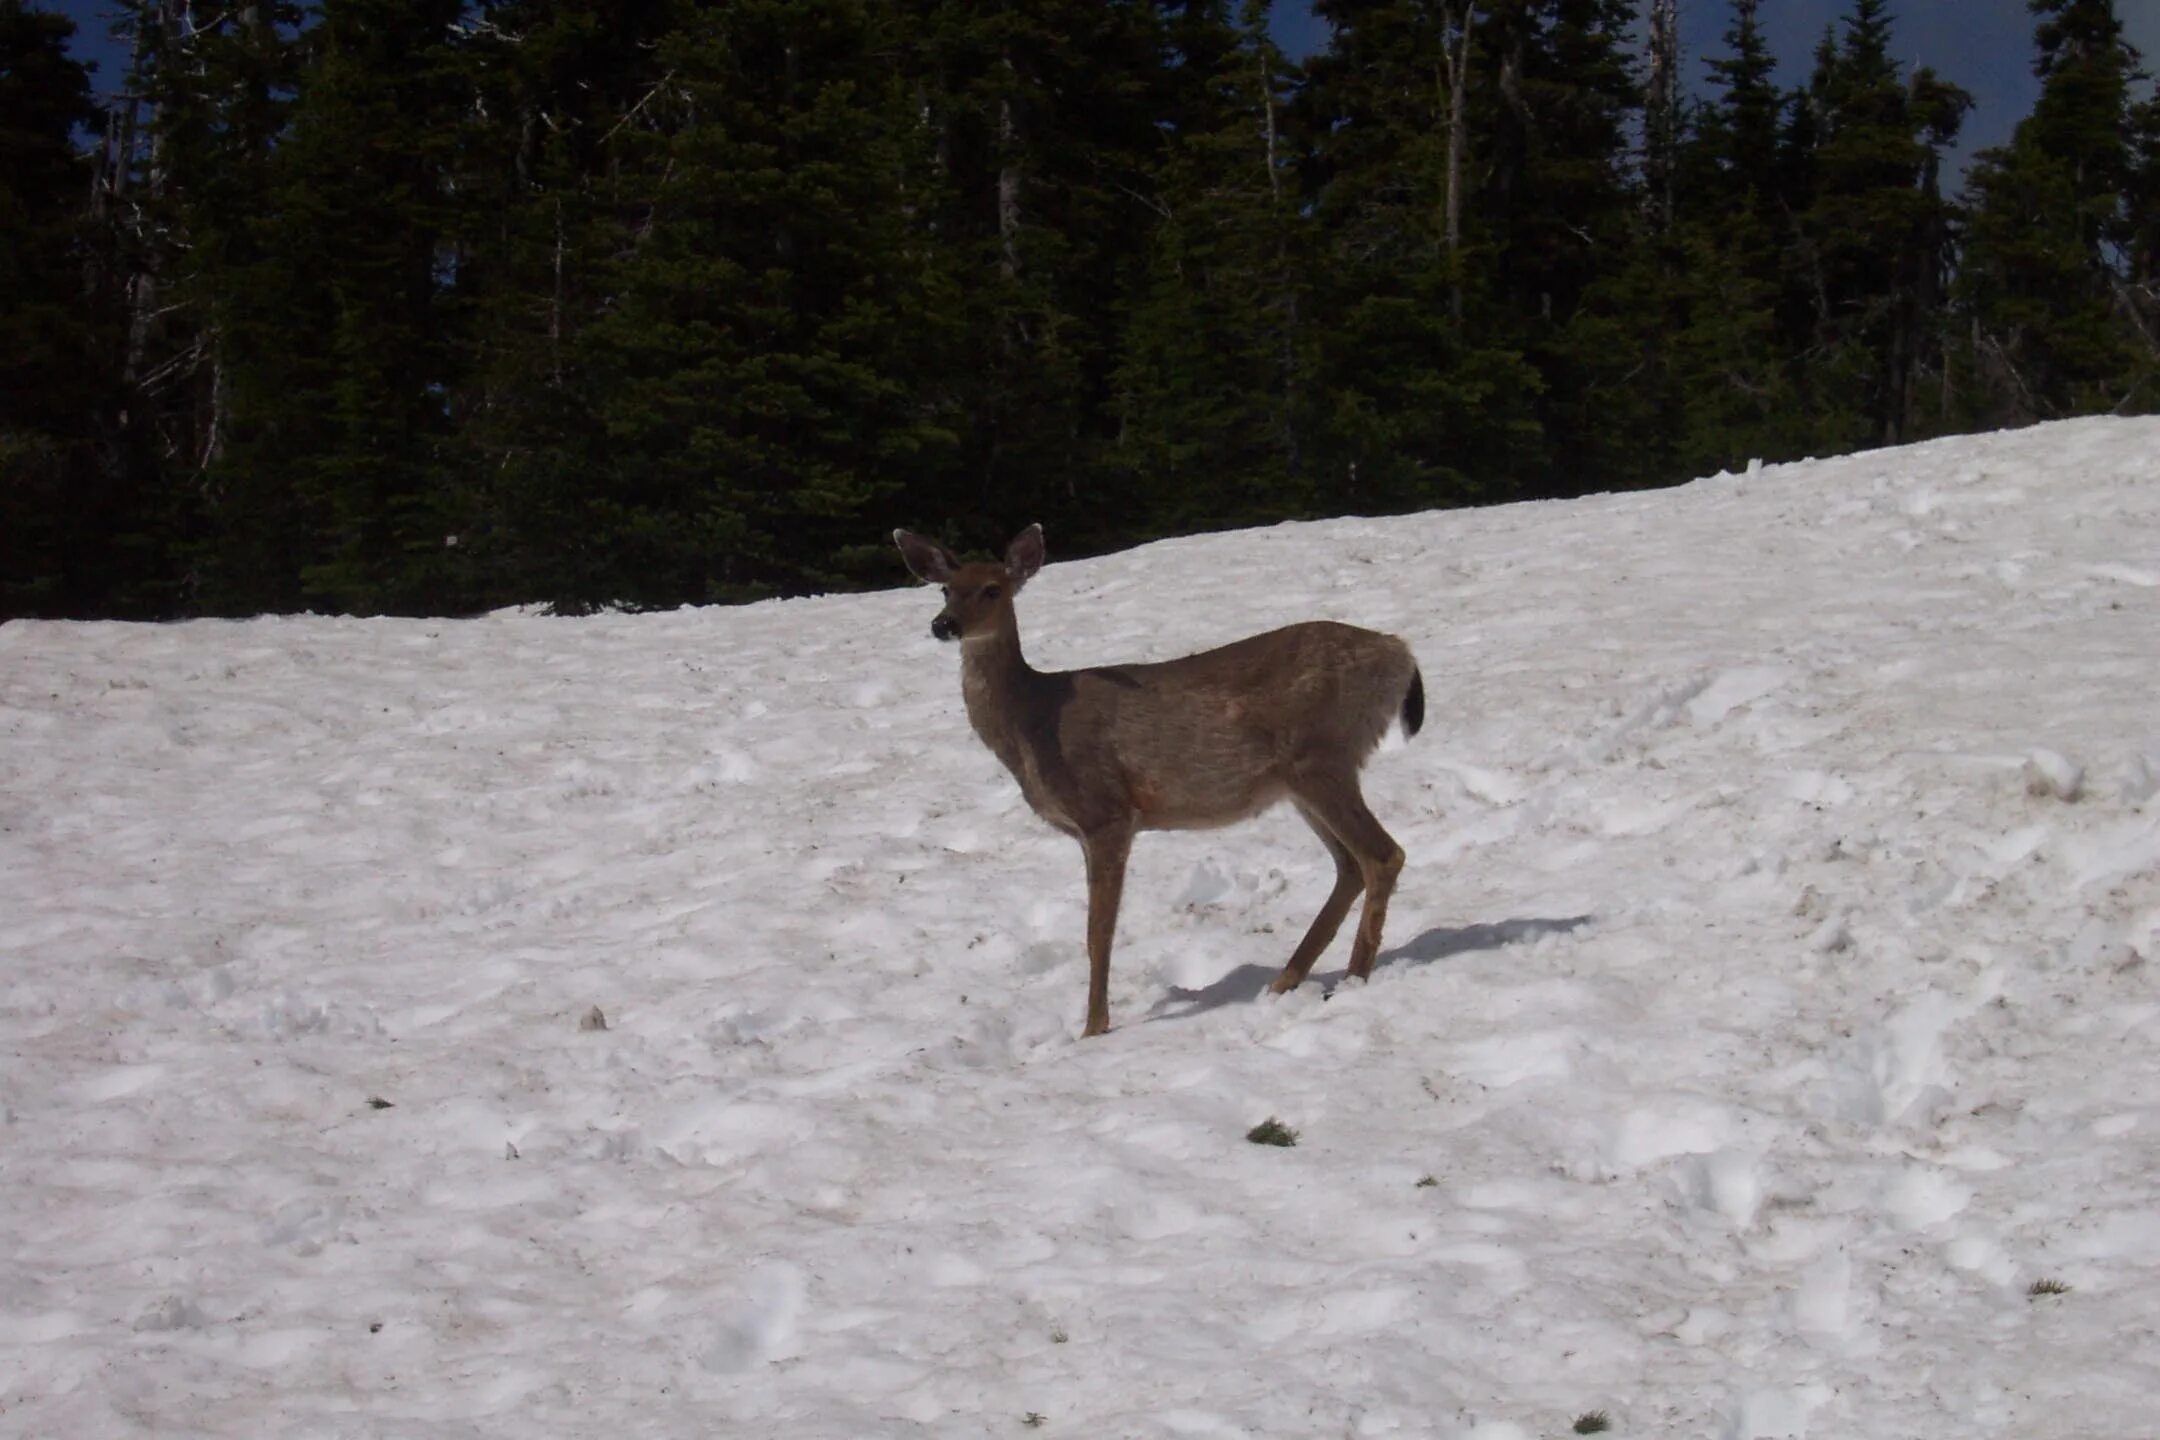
[1287,766,1404,982]
[1269,803,1365,994]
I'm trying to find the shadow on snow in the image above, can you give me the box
[1145,915,1593,1024]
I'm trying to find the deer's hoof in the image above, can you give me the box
[1081,1017,1110,1039]
[1267,973,1302,995]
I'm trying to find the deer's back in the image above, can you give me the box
[1057,621,1416,831]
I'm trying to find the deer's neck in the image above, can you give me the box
[958,608,1079,830]
[958,610,1044,748]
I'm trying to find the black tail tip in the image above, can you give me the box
[1402,668,1425,739]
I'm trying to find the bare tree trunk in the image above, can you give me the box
[127,0,188,393]
[203,346,226,469]
[93,15,147,223]
[998,94,1022,284]
[1441,3,1476,321]
[994,44,1030,287]
[1645,0,1680,231]
[551,198,565,386]
[1249,12,1297,474]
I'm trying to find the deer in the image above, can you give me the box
[894,523,1424,1038]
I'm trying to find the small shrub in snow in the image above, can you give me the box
[1022,1412,1046,1428]
[1574,1411,1612,1434]
[2027,1278,2071,1297]
[1246,1118,1298,1147]
[1416,1174,1438,1188]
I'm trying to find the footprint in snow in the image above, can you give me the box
[698,1262,803,1373]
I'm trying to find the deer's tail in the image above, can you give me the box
[1401,666,1425,740]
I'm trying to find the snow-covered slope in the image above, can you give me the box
[4,418,2158,1438]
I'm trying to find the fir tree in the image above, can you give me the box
[187,0,472,613]
[569,0,960,605]
[0,0,107,616]
[1657,0,1807,474]
[1110,0,1310,534]
[901,0,1188,557]
[1298,0,1543,511]
[1793,0,1969,446]
[446,0,684,608]
[1957,0,2155,420]
[1694,0,1782,220]
[2128,81,2160,331]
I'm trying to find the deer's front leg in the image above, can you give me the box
[1079,819,1135,1038]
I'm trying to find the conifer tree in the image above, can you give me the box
[1486,0,1651,493]
[83,1,306,615]
[1659,0,1806,474]
[183,0,472,613]
[1957,0,2155,421]
[899,0,1190,556]
[0,0,108,616]
[447,0,687,608]
[1111,0,1310,533]
[1298,0,1543,511]
[1694,0,1781,219]
[2128,82,2160,341]
[1792,0,1968,447]
[567,0,959,605]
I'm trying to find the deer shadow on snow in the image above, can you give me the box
[1146,914,1593,1025]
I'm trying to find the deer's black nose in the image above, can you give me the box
[931,615,957,642]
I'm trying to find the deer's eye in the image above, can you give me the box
[981,584,1003,601]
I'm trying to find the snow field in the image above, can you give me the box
[2,416,2158,1436]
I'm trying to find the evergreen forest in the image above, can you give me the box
[4,0,2157,619]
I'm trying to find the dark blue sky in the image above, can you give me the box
[46,0,2160,180]
[1271,1,2160,171]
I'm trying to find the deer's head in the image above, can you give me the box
[895,525,1044,643]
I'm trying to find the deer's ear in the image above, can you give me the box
[1005,524,1045,585]
[895,529,957,584]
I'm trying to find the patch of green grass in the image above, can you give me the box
[1573,1411,1612,1434]
[1246,1118,1299,1147]
[2027,1277,2072,1297]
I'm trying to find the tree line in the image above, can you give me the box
[3,0,2156,619]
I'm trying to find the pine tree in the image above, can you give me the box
[565,0,960,605]
[1298,0,1543,511]
[444,0,683,608]
[1957,0,2155,421]
[175,0,475,614]
[1694,0,1781,219]
[1792,0,1969,447]
[1110,0,1310,534]
[2127,82,2160,345]
[1486,0,1653,493]
[900,0,1191,557]
[1653,0,1807,477]
[0,0,108,616]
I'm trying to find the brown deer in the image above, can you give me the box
[895,524,1423,1038]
